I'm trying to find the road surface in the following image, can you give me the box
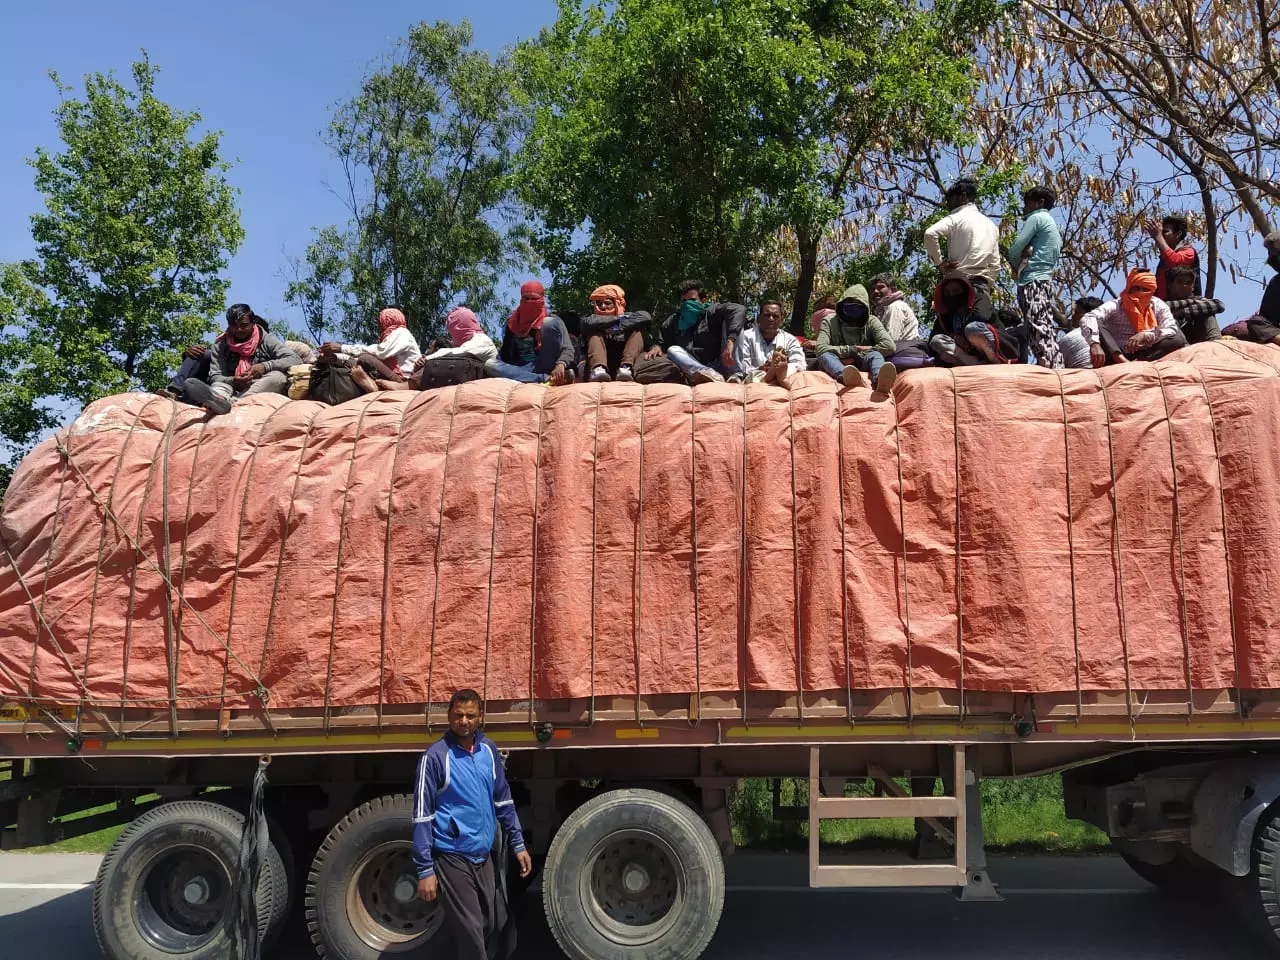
[0,852,1268,959]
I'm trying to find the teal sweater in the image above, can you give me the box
[1007,209,1062,286]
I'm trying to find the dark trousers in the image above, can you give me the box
[436,852,495,960]
[1099,326,1187,364]
[585,330,644,373]
[967,276,996,323]
[1247,315,1280,344]
[170,352,212,399]
[357,352,404,382]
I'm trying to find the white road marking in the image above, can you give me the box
[725,884,1149,896]
[0,882,90,890]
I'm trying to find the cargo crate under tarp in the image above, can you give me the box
[4,341,1280,752]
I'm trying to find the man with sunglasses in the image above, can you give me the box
[582,284,650,381]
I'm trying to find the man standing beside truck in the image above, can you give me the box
[413,689,533,960]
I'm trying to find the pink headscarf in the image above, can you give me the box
[446,307,483,347]
[378,308,408,342]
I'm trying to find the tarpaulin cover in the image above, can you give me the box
[3,340,1280,712]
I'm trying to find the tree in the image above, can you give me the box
[0,55,241,456]
[312,20,531,346]
[280,226,350,346]
[517,0,1000,331]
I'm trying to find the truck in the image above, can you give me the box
[4,343,1280,959]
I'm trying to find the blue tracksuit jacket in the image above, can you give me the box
[411,730,526,879]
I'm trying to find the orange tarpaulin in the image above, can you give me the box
[2,340,1280,712]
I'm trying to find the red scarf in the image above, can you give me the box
[508,280,548,346]
[378,307,407,342]
[221,325,261,377]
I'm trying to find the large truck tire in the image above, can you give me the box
[92,799,289,960]
[542,787,725,960]
[1239,806,1280,953]
[305,793,449,959]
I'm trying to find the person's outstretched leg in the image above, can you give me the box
[666,345,723,384]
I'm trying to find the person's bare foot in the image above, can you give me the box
[350,366,378,394]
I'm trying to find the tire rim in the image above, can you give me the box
[133,845,231,952]
[345,839,443,952]
[580,828,684,946]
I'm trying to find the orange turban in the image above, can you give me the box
[1119,269,1157,332]
[590,285,627,317]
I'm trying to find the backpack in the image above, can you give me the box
[412,355,486,390]
[631,355,684,384]
[309,360,364,406]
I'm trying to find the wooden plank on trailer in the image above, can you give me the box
[808,746,820,888]
[954,744,967,876]
[815,796,959,819]
[813,864,964,888]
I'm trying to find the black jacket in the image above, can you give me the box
[658,302,748,366]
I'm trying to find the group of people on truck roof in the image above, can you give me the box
[161,180,1280,417]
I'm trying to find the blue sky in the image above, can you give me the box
[0,0,1269,331]
[0,0,559,332]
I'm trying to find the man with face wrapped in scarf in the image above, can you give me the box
[486,281,577,385]
[582,284,650,382]
[1079,269,1186,366]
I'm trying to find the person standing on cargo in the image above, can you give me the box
[413,689,532,960]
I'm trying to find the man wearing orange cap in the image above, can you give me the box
[1078,269,1186,367]
[486,280,577,385]
[581,284,650,381]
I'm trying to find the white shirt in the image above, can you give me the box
[735,325,806,377]
[1079,298,1179,348]
[924,203,1003,282]
[423,332,497,364]
[342,327,423,376]
[877,299,921,342]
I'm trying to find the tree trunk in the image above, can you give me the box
[790,229,819,337]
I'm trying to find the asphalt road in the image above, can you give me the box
[0,852,1270,959]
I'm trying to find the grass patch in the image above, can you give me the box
[15,795,160,855]
[729,774,1109,854]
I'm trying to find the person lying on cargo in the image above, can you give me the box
[183,304,301,415]
[656,279,748,384]
[816,283,898,391]
[1057,297,1100,369]
[322,307,422,379]
[1241,232,1280,344]
[927,272,1021,367]
[414,689,532,960]
[924,178,998,322]
[870,272,923,343]
[1079,269,1187,367]
[582,284,649,382]
[485,280,576,385]
[736,299,806,387]
[409,306,498,390]
[159,342,213,401]
[1163,265,1224,344]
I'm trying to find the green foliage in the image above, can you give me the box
[516,0,1000,327]
[304,20,533,346]
[0,55,241,458]
[729,775,1110,853]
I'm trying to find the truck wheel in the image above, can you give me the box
[305,794,448,959]
[92,799,288,960]
[542,787,725,960]
[1244,807,1280,952]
